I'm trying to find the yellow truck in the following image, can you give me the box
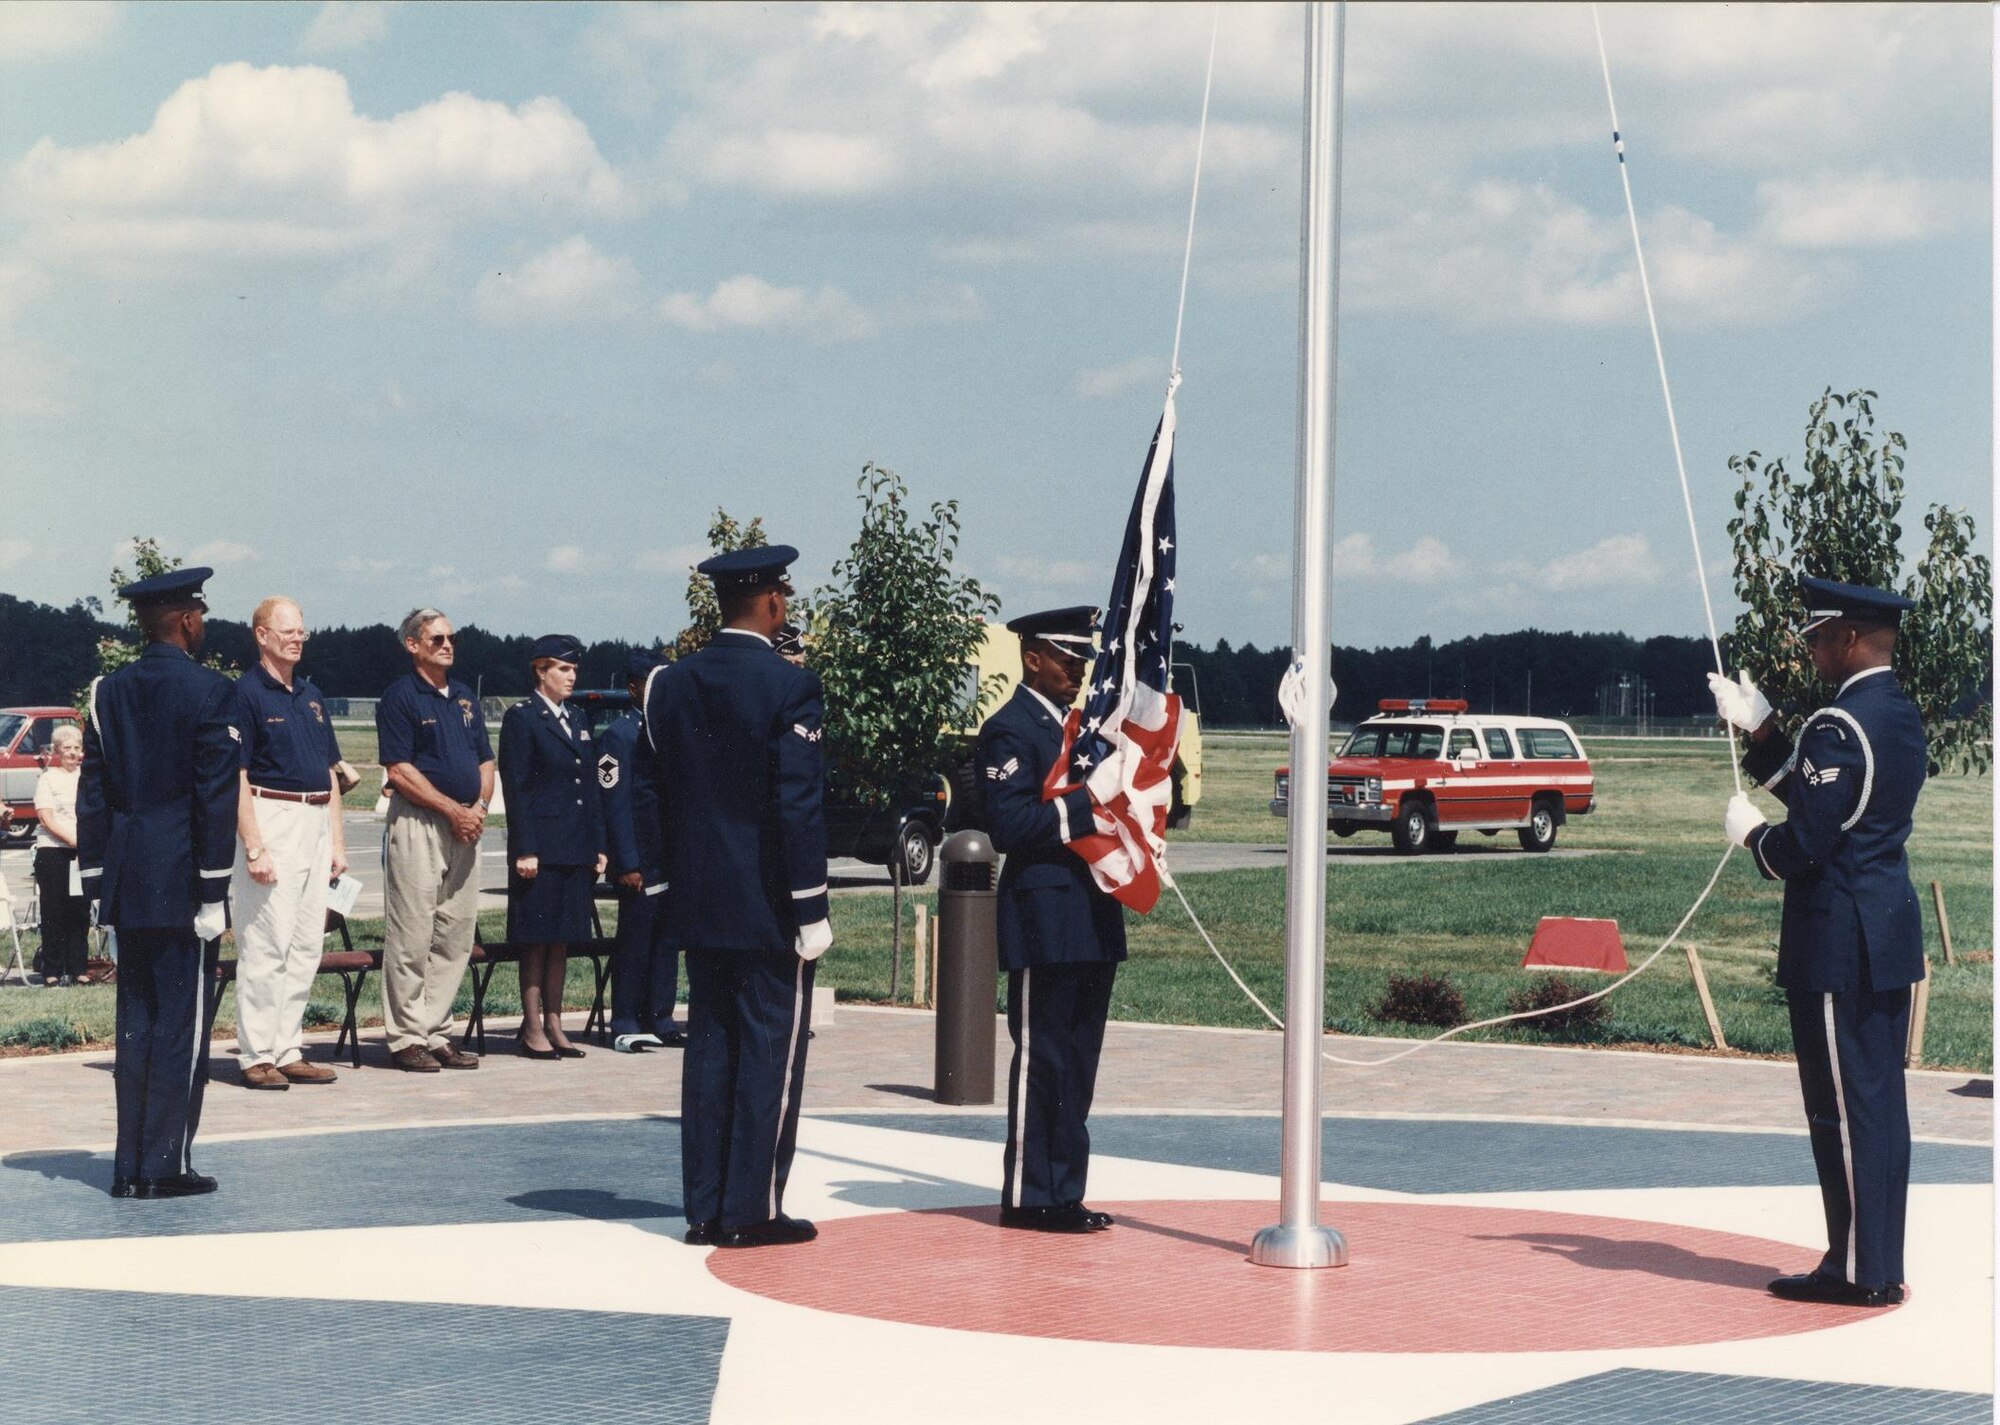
[951,622,1203,829]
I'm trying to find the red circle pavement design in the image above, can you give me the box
[709,1200,1892,1353]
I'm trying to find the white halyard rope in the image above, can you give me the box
[1167,5,1221,391]
[1160,10,1746,1065]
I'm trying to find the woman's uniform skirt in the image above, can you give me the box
[507,862,596,943]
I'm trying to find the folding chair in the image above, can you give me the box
[0,872,27,985]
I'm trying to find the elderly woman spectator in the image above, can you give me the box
[499,635,606,1059]
[33,724,90,986]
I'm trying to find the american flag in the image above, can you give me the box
[1041,387,1186,913]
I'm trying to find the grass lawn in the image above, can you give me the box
[5,734,1991,1071]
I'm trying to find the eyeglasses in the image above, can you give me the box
[270,629,310,643]
[423,634,455,648]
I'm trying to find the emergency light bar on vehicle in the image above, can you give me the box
[1375,698,1469,714]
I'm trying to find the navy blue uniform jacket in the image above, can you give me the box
[77,644,239,929]
[597,708,663,885]
[498,696,605,867]
[976,684,1126,972]
[643,631,828,953]
[1741,668,1927,993]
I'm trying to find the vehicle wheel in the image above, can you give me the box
[1390,800,1436,855]
[1331,823,1357,838]
[1433,830,1459,852]
[1517,799,1559,853]
[897,824,938,885]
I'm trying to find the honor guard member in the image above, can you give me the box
[1711,575,1927,1307]
[645,545,831,1249]
[978,606,1126,1234]
[228,597,348,1090]
[600,648,682,1052]
[77,567,239,1199]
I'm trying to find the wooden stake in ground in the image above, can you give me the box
[1684,944,1728,1050]
[913,903,929,1008]
[1907,972,1931,1068]
[1930,880,1955,965]
[889,868,904,1003]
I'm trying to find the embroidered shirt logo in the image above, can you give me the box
[457,697,475,727]
[309,701,325,723]
[597,753,619,790]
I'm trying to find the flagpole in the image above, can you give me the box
[1251,0,1347,1271]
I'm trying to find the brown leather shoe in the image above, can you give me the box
[241,1063,290,1091]
[390,1045,442,1073]
[279,1060,337,1084]
[431,1042,479,1070]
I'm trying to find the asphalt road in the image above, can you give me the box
[2,815,1603,931]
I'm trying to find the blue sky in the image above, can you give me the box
[0,2,1988,650]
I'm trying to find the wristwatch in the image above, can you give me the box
[474,799,490,812]
[246,847,265,864]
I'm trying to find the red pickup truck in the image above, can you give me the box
[1272,698,1595,854]
[1,706,83,843]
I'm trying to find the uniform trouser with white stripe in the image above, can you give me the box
[113,930,220,1183]
[610,886,680,1039]
[231,797,332,1070]
[1004,962,1116,1209]
[1787,982,1913,1288]
[681,946,815,1230]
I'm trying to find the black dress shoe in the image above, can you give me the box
[516,1043,562,1061]
[551,1044,586,1059]
[683,1219,721,1246]
[135,1172,219,1200]
[109,1177,138,1200]
[999,1204,1098,1234]
[1768,1272,1905,1307]
[1070,1203,1115,1230]
[717,1216,818,1248]
[658,1029,688,1048]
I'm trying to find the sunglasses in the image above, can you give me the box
[422,633,455,648]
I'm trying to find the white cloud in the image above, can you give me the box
[1074,356,1165,400]
[1755,172,1984,250]
[12,63,626,269]
[658,275,877,342]
[1518,533,1665,593]
[189,540,259,566]
[1329,534,1455,586]
[635,544,709,575]
[334,555,394,580]
[0,539,31,570]
[300,2,393,55]
[475,236,640,325]
[0,2,117,63]
[700,129,900,198]
[545,545,585,573]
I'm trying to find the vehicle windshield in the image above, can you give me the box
[1340,723,1443,759]
[0,714,25,750]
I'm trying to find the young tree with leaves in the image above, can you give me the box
[810,464,998,806]
[79,538,237,713]
[673,510,769,659]
[1727,388,1991,774]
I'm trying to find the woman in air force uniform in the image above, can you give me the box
[499,634,606,1059]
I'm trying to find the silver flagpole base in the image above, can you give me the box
[1249,1222,1349,1269]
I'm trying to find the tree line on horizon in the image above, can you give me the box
[0,586,1722,725]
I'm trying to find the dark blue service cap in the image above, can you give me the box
[1006,604,1100,654]
[529,633,585,664]
[698,545,798,588]
[117,566,213,609]
[1798,575,1916,634]
[625,647,668,680]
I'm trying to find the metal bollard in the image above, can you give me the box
[934,830,998,1104]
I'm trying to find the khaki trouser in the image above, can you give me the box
[381,798,480,1052]
[230,794,333,1069]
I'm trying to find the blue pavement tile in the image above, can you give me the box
[1412,1369,1994,1424]
[0,1286,726,1425]
[829,1114,1994,1193]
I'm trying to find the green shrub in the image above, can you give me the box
[1373,973,1467,1028]
[302,999,344,1029]
[1,1017,85,1050]
[1504,975,1610,1038]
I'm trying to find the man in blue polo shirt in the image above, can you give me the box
[229,596,349,1090]
[376,606,493,1073]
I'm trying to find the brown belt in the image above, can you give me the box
[249,785,331,806]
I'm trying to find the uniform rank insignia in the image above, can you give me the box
[598,753,619,790]
[988,757,1019,781]
[792,722,820,743]
[227,725,242,743]
[1804,759,1840,787]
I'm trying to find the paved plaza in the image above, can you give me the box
[0,1004,1991,1424]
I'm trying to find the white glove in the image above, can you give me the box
[1707,670,1773,733]
[796,919,833,962]
[1086,749,1127,802]
[1724,792,1767,848]
[192,900,227,942]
